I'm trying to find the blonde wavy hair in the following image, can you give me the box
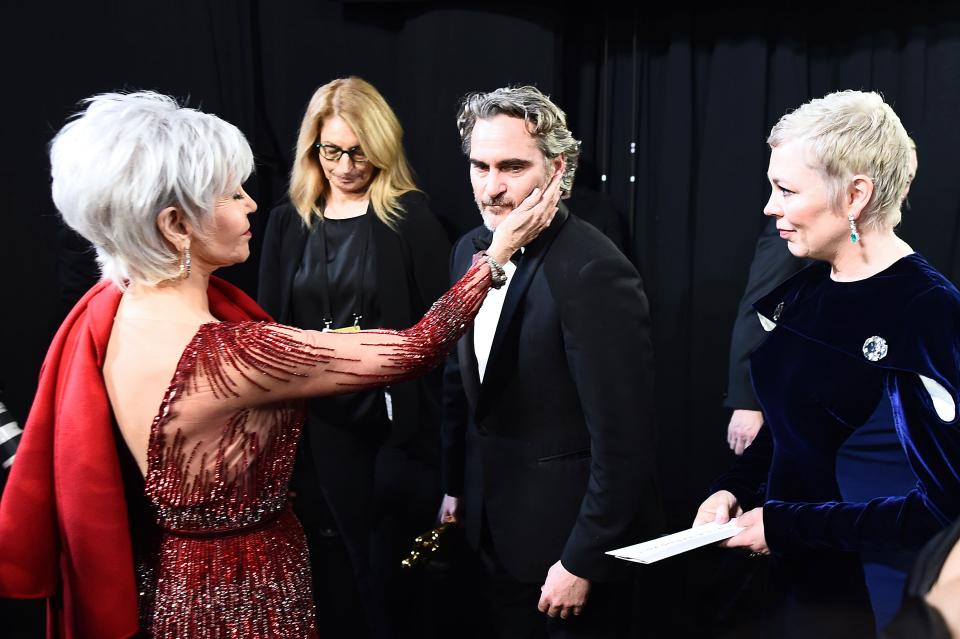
[289,77,419,228]
[767,90,912,231]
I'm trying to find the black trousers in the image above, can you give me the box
[478,515,632,639]
[295,423,446,639]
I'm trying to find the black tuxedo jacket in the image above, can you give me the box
[441,204,663,583]
[257,191,451,458]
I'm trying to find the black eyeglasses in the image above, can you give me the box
[315,143,369,164]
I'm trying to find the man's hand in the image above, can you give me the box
[727,409,764,456]
[538,560,591,619]
[439,494,460,525]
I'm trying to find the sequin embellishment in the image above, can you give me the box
[139,258,492,637]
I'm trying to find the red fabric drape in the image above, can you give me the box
[0,277,270,638]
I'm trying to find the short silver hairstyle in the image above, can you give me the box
[50,91,254,287]
[456,86,580,197]
[767,90,911,231]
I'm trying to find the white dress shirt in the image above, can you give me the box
[474,255,520,382]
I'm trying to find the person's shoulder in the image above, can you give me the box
[899,254,960,304]
[264,200,310,240]
[397,189,429,210]
[269,200,299,219]
[391,190,440,230]
[901,270,960,329]
[553,213,631,265]
[266,201,303,229]
[542,216,640,301]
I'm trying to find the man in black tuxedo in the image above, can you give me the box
[438,86,662,637]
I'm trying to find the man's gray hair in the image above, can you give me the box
[457,86,580,197]
[50,91,254,287]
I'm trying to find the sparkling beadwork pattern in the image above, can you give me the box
[139,258,491,637]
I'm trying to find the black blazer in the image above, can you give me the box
[725,217,807,410]
[257,190,451,458]
[441,205,663,583]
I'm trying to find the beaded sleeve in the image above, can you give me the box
[175,254,492,406]
[137,256,492,637]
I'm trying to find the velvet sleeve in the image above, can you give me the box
[764,284,960,554]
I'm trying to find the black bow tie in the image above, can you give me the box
[471,234,522,264]
[472,234,492,252]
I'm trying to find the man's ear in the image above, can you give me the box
[156,207,193,249]
[552,155,565,179]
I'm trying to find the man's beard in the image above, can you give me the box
[476,194,517,231]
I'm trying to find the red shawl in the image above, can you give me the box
[0,276,270,638]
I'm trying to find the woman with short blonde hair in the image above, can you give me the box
[695,90,960,637]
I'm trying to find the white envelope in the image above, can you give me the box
[606,520,744,564]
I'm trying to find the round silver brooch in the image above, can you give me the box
[862,336,888,362]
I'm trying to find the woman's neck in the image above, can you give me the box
[324,188,369,219]
[829,227,913,282]
[119,270,215,323]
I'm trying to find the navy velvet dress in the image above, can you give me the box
[713,253,960,638]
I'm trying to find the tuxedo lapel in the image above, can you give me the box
[460,323,482,404]
[476,205,569,416]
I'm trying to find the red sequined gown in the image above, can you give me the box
[138,259,490,638]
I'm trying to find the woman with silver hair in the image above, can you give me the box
[694,90,960,637]
[0,91,558,638]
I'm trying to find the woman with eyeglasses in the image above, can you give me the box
[257,77,451,637]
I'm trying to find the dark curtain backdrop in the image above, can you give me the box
[3,3,960,636]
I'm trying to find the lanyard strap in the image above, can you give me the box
[316,215,371,332]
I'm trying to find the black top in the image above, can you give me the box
[291,213,386,433]
[291,215,380,332]
[257,190,451,458]
[883,516,959,638]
